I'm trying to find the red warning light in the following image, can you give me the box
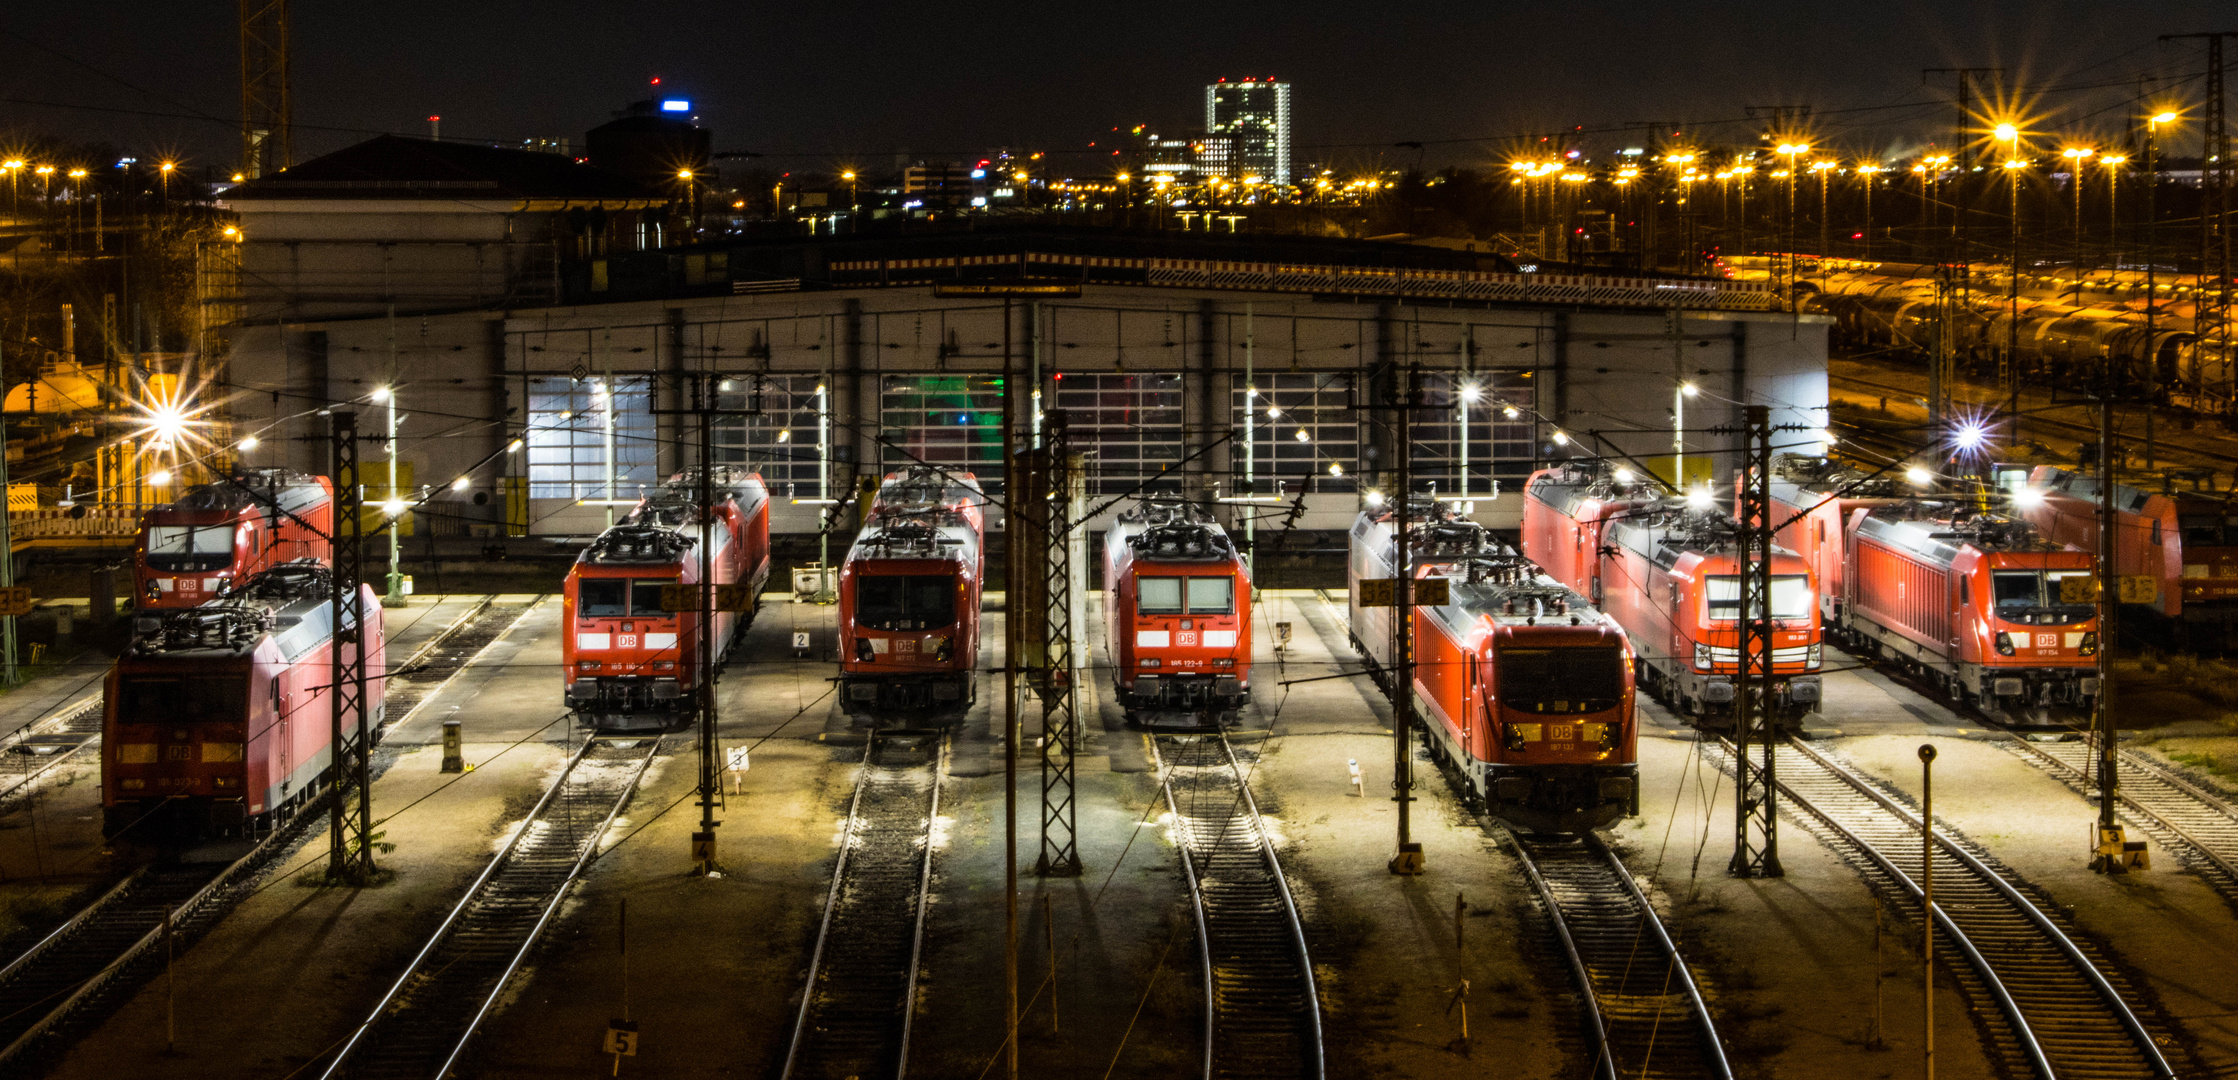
[651,77,662,86]
[427,115,440,122]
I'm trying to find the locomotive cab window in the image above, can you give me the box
[2179,515,2238,547]
[117,676,248,724]
[1185,577,1234,615]
[858,575,958,631]
[1138,577,1184,615]
[1994,569,2093,621]
[1705,575,1811,621]
[145,525,234,571]
[1497,648,1624,714]
[578,580,627,618]
[630,580,672,616]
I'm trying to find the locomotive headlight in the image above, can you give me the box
[1139,658,1162,668]
[855,638,875,662]
[1807,643,1822,669]
[1503,725,1527,752]
[1694,641,1712,670]
[1214,658,1236,668]
[1995,631,2017,656]
[2079,631,2098,656]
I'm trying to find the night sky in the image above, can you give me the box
[2,1,2232,176]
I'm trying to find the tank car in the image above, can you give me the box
[837,467,987,726]
[104,560,386,839]
[1101,499,1251,727]
[1349,504,1638,832]
[133,468,334,635]
[563,467,770,729]
[1525,466,1823,729]
[1841,503,2099,723]
[2020,465,2238,650]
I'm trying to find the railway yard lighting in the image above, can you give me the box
[239,435,259,452]
[1906,465,1934,486]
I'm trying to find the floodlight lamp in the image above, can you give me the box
[1365,490,1384,506]
[1906,465,1934,486]
[2013,486,2045,509]
[451,476,470,492]
[239,435,259,451]
[149,470,173,486]
[1687,486,1714,510]
[1613,467,1636,485]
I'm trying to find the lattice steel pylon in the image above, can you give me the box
[329,411,376,883]
[1035,413,1082,877]
[239,0,290,179]
[1729,405,1782,878]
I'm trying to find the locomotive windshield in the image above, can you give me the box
[578,579,626,617]
[145,525,235,570]
[1498,648,1625,714]
[2179,515,2238,547]
[1704,575,1812,621]
[1137,576,1231,615]
[857,574,957,630]
[116,675,248,724]
[1992,569,2095,623]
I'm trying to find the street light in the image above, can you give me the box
[373,386,406,605]
[1675,380,1699,484]
[2061,147,2095,297]
[1995,120,2026,443]
[1857,164,1885,260]
[1775,142,1810,310]
[2142,109,2177,468]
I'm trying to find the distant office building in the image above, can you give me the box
[904,162,972,195]
[1204,78,1291,184]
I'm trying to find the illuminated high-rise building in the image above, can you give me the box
[1204,78,1290,185]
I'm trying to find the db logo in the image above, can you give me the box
[617,634,639,649]
[896,639,918,654]
[1177,632,1198,647]
[2035,633,2058,649]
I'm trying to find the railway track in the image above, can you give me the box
[0,696,103,808]
[377,595,539,735]
[782,731,944,1080]
[1710,735,2181,1080]
[2002,736,2238,909]
[319,734,661,1080]
[0,593,533,1072]
[1830,370,2238,470]
[1510,833,1731,1080]
[1153,732,1323,1080]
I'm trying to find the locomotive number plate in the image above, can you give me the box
[1357,579,1448,607]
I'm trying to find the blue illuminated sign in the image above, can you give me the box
[660,99,691,113]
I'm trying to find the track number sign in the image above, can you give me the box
[0,588,29,617]
[604,1019,639,1056]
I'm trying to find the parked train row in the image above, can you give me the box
[98,447,2139,841]
[1724,254,2236,408]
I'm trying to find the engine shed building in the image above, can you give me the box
[216,210,1829,543]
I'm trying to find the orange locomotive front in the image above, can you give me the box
[1526,466,1823,729]
[1349,504,1637,832]
[133,468,334,635]
[2020,465,2238,650]
[838,468,986,725]
[1102,500,1250,726]
[1843,503,2099,723]
[105,561,386,839]
[563,467,770,730]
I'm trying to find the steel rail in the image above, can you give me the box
[431,737,659,1078]
[1765,735,2176,1079]
[1598,836,1734,1080]
[780,731,943,1080]
[1153,732,1324,1080]
[2002,737,2238,900]
[1156,738,1218,1080]
[1509,837,1619,1080]
[315,736,599,1079]
[0,785,334,1067]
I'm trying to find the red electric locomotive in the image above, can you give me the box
[1101,499,1251,726]
[1842,502,2100,723]
[1524,465,1823,728]
[133,468,334,634]
[1749,454,1907,625]
[837,467,987,725]
[105,560,386,838]
[1349,503,1638,832]
[2019,465,2238,649]
[563,467,771,729]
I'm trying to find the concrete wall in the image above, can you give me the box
[220,282,1829,542]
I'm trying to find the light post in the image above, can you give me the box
[1811,160,1835,296]
[1675,380,1699,486]
[372,386,406,606]
[2144,110,2176,468]
[158,161,174,206]
[1776,142,1809,311]
[1459,381,1482,500]
[1920,742,1939,1080]
[2101,153,2127,268]
[842,170,857,230]
[677,169,695,238]
[1995,121,2025,444]
[1857,163,1884,260]
[2062,147,2095,298]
